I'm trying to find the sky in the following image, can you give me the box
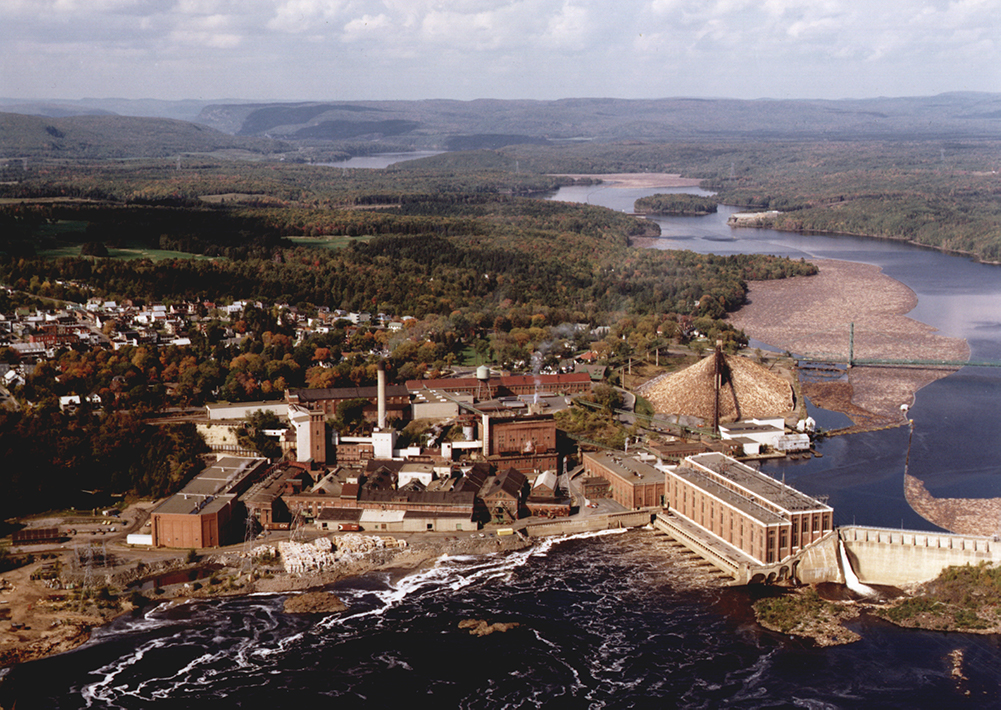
[1,0,999,103]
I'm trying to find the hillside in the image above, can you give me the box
[196,93,1001,145]
[0,112,287,160]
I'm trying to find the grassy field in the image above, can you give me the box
[35,244,221,261]
[457,345,490,367]
[34,220,89,238]
[286,235,373,250]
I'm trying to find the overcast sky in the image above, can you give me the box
[1,0,999,102]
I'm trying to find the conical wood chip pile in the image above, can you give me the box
[640,353,792,422]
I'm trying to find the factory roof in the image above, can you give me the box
[587,452,665,486]
[684,452,832,514]
[153,457,266,517]
[669,466,787,526]
[288,384,409,401]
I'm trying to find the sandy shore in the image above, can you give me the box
[728,259,969,432]
[553,173,702,189]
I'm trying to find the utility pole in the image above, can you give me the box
[848,322,855,369]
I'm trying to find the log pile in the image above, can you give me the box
[727,258,969,429]
[904,473,1001,536]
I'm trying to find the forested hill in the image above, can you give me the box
[196,93,1001,144]
[0,112,288,160]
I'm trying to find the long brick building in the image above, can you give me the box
[665,453,833,566]
[582,451,665,509]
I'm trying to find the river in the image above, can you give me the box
[550,182,1001,530]
[2,181,1001,707]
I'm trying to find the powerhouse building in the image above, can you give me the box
[150,457,268,549]
[665,452,833,565]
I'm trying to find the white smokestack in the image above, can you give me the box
[377,360,387,430]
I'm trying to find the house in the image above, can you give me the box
[531,470,559,498]
[526,470,572,519]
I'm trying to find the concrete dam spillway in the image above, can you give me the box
[672,524,1001,587]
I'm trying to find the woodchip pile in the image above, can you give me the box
[638,352,793,422]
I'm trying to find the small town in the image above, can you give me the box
[0,283,851,663]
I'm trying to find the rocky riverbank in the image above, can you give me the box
[0,532,532,670]
[753,587,862,646]
[244,533,532,596]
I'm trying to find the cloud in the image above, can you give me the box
[342,12,392,40]
[267,0,348,33]
[542,2,593,50]
[0,0,997,101]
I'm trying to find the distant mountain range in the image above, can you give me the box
[0,112,285,160]
[2,93,998,159]
[196,93,1001,143]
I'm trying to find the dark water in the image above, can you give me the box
[3,183,1001,707]
[4,531,1000,708]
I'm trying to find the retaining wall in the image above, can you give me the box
[525,510,653,538]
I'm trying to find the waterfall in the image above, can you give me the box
[838,538,877,597]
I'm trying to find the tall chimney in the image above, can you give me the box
[377,360,387,430]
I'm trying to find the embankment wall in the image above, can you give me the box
[525,510,654,538]
[793,532,843,585]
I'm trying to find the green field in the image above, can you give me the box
[286,235,373,250]
[36,244,221,261]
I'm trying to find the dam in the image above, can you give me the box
[654,514,1001,587]
[650,454,1001,587]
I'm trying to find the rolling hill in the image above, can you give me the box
[0,112,288,160]
[197,93,1001,145]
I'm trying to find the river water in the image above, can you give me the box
[3,181,1001,708]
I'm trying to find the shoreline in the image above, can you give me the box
[0,533,533,669]
[729,212,1001,267]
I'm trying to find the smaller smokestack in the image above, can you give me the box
[377,360,387,430]
[482,413,490,457]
